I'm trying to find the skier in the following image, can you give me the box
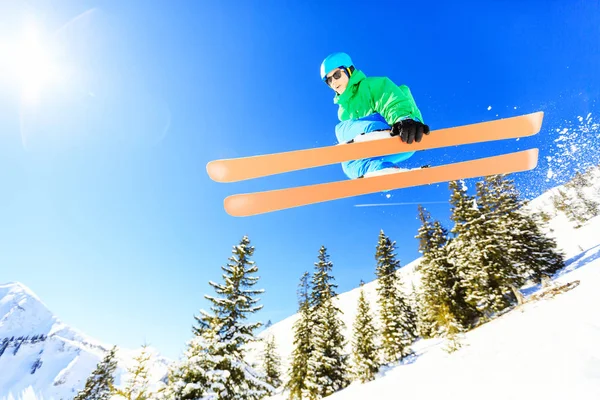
[320,52,430,179]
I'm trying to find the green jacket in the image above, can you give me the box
[333,69,423,124]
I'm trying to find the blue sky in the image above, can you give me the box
[0,0,599,360]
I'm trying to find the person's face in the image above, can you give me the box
[325,68,349,95]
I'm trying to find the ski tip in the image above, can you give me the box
[224,195,253,217]
[206,161,230,183]
[528,111,544,134]
[526,148,539,170]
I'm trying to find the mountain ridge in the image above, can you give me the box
[0,281,170,399]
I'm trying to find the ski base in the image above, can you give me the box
[223,149,539,217]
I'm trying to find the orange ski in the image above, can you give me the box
[223,149,539,217]
[207,112,543,183]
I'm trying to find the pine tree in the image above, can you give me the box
[569,171,600,223]
[570,170,592,188]
[538,209,553,224]
[476,175,528,303]
[415,205,445,337]
[261,335,282,389]
[415,204,435,272]
[351,286,380,383]
[446,179,513,318]
[159,321,224,400]
[434,221,479,327]
[552,188,587,228]
[517,211,566,283]
[375,231,417,364]
[415,206,477,338]
[447,177,566,321]
[551,187,569,214]
[447,180,480,237]
[437,303,464,354]
[309,246,338,308]
[285,271,313,400]
[163,236,273,400]
[305,246,349,399]
[114,344,152,400]
[478,174,565,289]
[74,346,118,400]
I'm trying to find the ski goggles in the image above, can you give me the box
[325,68,345,86]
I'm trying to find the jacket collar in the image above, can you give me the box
[333,69,366,104]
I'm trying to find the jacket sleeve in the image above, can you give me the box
[368,77,423,125]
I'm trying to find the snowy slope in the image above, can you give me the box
[245,253,422,377]
[248,165,600,399]
[525,165,600,255]
[0,282,170,400]
[319,215,600,400]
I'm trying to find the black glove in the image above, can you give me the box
[391,119,430,144]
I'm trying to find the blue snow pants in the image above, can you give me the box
[335,113,415,179]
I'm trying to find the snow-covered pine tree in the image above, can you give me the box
[410,281,427,338]
[305,246,349,399]
[415,204,435,271]
[571,169,594,187]
[375,230,417,363]
[114,344,151,400]
[162,236,273,400]
[414,205,441,338]
[551,188,569,214]
[446,179,509,319]
[74,346,118,400]
[436,303,464,354]
[261,335,282,389]
[447,180,480,237]
[415,206,477,338]
[159,319,225,400]
[309,246,338,308]
[436,220,480,327]
[568,171,600,223]
[351,286,380,383]
[475,175,529,304]
[285,271,313,400]
[517,210,566,284]
[538,209,553,224]
[478,174,565,292]
[552,187,588,228]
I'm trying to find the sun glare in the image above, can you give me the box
[19,25,57,103]
[1,19,61,104]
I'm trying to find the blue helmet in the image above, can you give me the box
[320,52,354,81]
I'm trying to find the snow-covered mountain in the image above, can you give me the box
[247,164,600,400]
[0,282,170,400]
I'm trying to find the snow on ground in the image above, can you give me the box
[261,214,600,400]
[324,215,600,400]
[252,168,600,400]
